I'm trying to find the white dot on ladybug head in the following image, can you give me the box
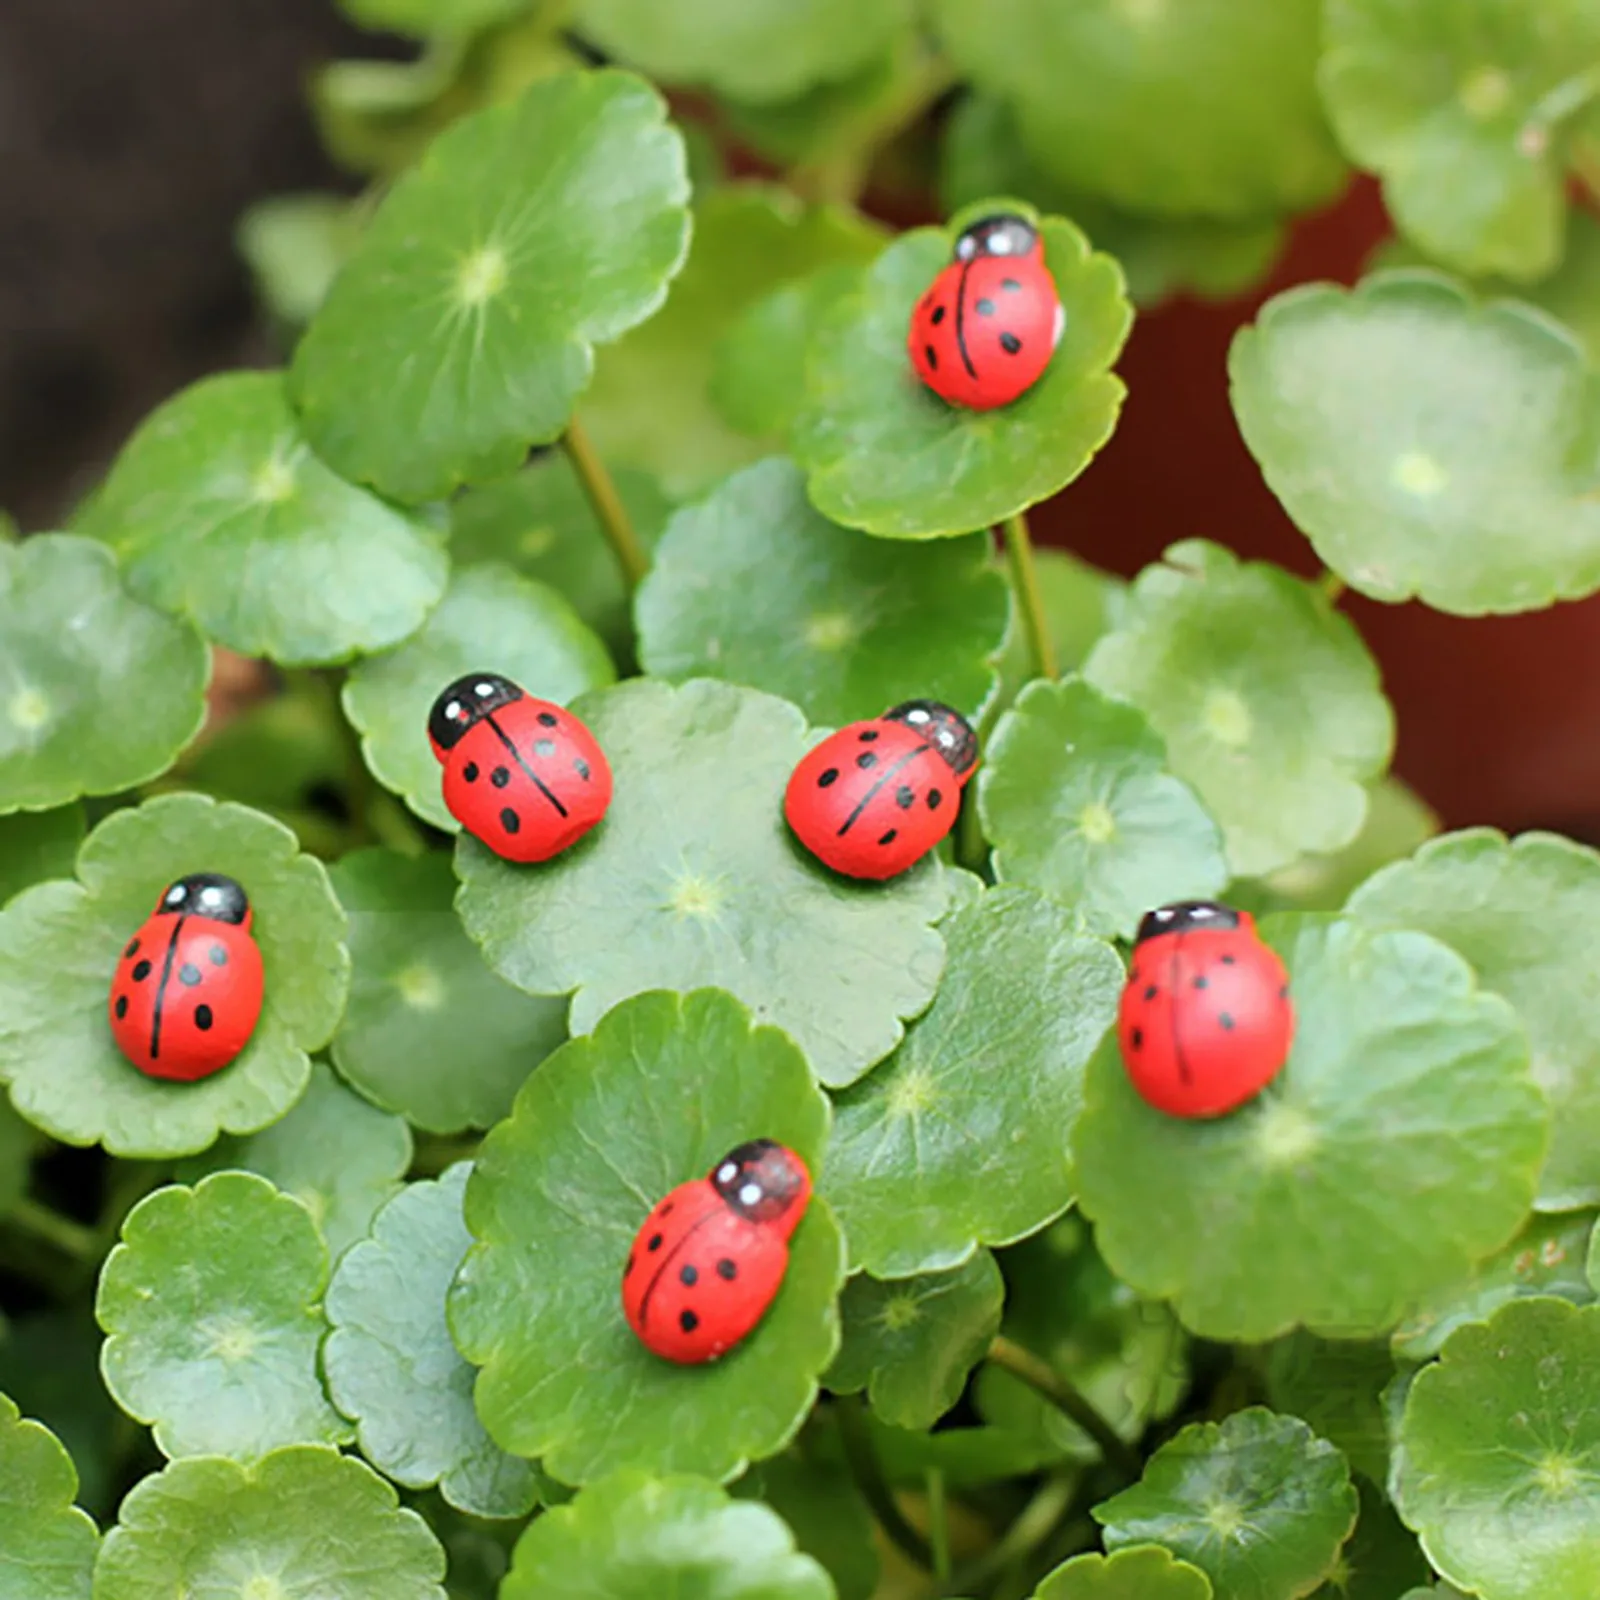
[445,701,462,720]
[717,1162,738,1184]
[166,887,185,904]
[475,682,494,697]
[905,707,930,723]
[990,235,1013,254]
[739,1183,762,1206]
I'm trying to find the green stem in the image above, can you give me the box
[1002,514,1059,682]
[6,1196,98,1262]
[834,1396,933,1573]
[1318,571,1347,605]
[563,415,648,591]
[925,1469,951,1582]
[943,1471,1078,1598]
[986,1335,1143,1482]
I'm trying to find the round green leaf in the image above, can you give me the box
[1264,1333,1395,1489]
[979,678,1228,940]
[451,452,673,655]
[330,849,566,1134]
[1083,541,1394,878]
[1348,828,1600,1209]
[1036,1548,1213,1600]
[930,0,1345,220]
[341,562,615,832]
[93,1445,445,1600]
[0,1394,97,1600]
[826,1252,1003,1431]
[178,1060,413,1261]
[0,804,83,909]
[0,535,207,812]
[1231,271,1600,615]
[237,192,361,329]
[827,886,1122,1277]
[501,1468,834,1599]
[1314,1477,1431,1600]
[454,677,949,1090]
[96,1172,350,1460]
[0,794,348,1158]
[1093,1409,1358,1600]
[448,988,843,1484]
[1396,1298,1600,1600]
[1074,914,1546,1342]
[583,185,886,498]
[635,457,1009,726]
[326,1165,538,1520]
[78,373,448,664]
[735,1451,878,1600]
[291,70,690,503]
[1321,1,1600,280]
[794,216,1132,537]
[574,0,908,103]
[1394,1209,1596,1362]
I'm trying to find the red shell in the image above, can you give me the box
[1118,901,1294,1118]
[907,214,1062,411]
[622,1141,811,1365]
[429,672,612,864]
[108,874,264,1082]
[784,701,978,881]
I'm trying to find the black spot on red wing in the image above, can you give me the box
[924,344,939,370]
[1130,966,1140,982]
[859,729,879,742]
[927,789,943,810]
[878,829,898,846]
[574,758,591,780]
[194,1005,214,1032]
[463,762,479,783]
[818,768,839,788]
[680,1310,699,1333]
[1193,976,1209,990]
[534,739,555,757]
[1000,332,1023,354]
[1143,985,1157,1000]
[717,1258,737,1281]
[1001,277,1022,291]
[976,296,996,316]
[500,808,521,834]
[658,1201,674,1216]
[210,945,228,967]
[1221,954,1236,965]
[115,996,129,1020]
[931,305,946,325]
[680,1264,698,1286]
[179,964,201,987]
[625,1253,635,1276]
[896,786,915,809]
[856,752,877,770]
[491,767,510,788]
[648,1234,663,1252]
[1131,1027,1144,1049]
[538,712,558,727]
[132,960,152,982]
[1219,1013,1236,1030]
[124,938,140,958]
[1280,985,1290,999]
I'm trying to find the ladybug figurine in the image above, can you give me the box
[785,699,978,881]
[1118,900,1294,1119]
[907,212,1063,410]
[108,874,264,1082]
[428,671,612,863]
[623,1140,812,1365]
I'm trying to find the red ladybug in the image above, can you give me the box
[622,1140,812,1365]
[428,672,612,863]
[108,874,264,1082]
[1118,901,1294,1119]
[907,213,1064,410]
[785,700,978,881]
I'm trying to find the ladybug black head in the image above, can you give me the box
[885,700,979,777]
[1135,900,1241,945]
[711,1140,809,1224]
[428,672,525,755]
[157,873,250,926]
[953,213,1038,264]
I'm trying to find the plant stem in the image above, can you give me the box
[834,1396,933,1573]
[6,1196,98,1262]
[562,415,648,591]
[925,1469,951,1581]
[943,1471,1078,1598]
[986,1335,1143,1482]
[1318,571,1347,605]
[1002,514,1059,682]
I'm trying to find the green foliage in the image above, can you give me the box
[0,1394,98,1600]
[1035,1548,1213,1600]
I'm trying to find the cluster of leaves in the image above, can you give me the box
[5,1,1600,1597]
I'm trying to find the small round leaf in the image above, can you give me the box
[330,849,567,1133]
[979,678,1228,940]
[736,1451,878,1600]
[325,1165,538,1520]
[1321,1,1600,280]
[1074,914,1546,1342]
[341,563,614,831]
[178,1060,413,1261]
[793,216,1132,538]
[827,886,1122,1277]
[1083,541,1394,878]
[0,804,83,908]
[96,1172,351,1460]
[1092,1408,1358,1600]
[501,1468,833,1599]
[1231,271,1600,615]
[448,988,843,1485]
[0,1394,98,1600]
[1395,1298,1600,1600]
[0,794,348,1158]
[1036,1548,1213,1600]
[291,70,690,503]
[635,457,1009,726]
[77,373,448,664]
[0,536,207,812]
[1264,1333,1395,1489]
[454,677,949,1090]
[826,1252,1004,1431]
[93,1446,446,1600]
[1348,828,1600,1209]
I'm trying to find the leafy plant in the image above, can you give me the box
[2,3,1598,1596]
